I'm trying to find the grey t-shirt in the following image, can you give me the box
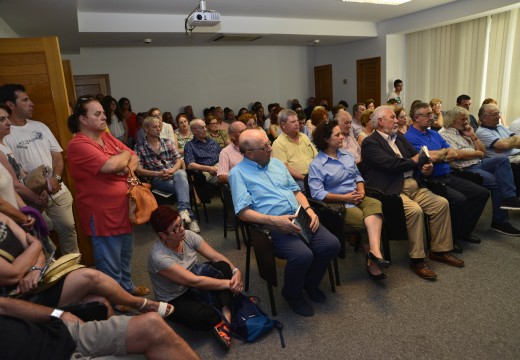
[147,230,202,302]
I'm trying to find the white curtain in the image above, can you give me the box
[405,9,520,123]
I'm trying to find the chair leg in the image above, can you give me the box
[381,226,392,263]
[245,238,251,292]
[203,203,209,223]
[333,257,340,286]
[327,263,335,293]
[267,283,277,316]
[234,217,241,250]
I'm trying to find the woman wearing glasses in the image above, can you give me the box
[308,120,390,280]
[205,114,229,149]
[148,206,242,350]
[67,96,151,299]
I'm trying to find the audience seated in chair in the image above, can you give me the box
[440,106,520,236]
[351,103,367,140]
[184,119,221,185]
[134,116,199,233]
[174,113,194,159]
[335,109,361,164]
[0,211,174,319]
[229,129,340,317]
[0,297,199,360]
[308,120,389,280]
[361,105,464,281]
[217,121,246,184]
[456,94,478,131]
[272,109,318,192]
[147,206,242,351]
[206,115,230,150]
[405,102,489,249]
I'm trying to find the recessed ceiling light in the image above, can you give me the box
[341,0,411,5]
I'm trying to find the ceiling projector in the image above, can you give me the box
[187,10,221,27]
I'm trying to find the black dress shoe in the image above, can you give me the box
[451,241,463,253]
[458,233,481,244]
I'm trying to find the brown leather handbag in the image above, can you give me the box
[127,168,158,225]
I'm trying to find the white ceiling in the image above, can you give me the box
[0,0,492,53]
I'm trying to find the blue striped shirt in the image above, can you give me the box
[183,137,221,166]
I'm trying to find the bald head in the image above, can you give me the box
[190,119,207,140]
[335,109,353,135]
[229,121,247,145]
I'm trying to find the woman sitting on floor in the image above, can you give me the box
[147,205,243,351]
[0,211,173,318]
[308,120,390,280]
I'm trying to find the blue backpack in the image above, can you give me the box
[217,294,285,347]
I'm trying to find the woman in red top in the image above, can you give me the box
[67,96,150,297]
[119,97,137,147]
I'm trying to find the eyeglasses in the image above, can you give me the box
[164,222,184,234]
[416,112,433,118]
[247,141,272,152]
[156,154,166,166]
[483,112,502,118]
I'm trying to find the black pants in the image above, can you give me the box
[168,261,233,330]
[427,175,490,237]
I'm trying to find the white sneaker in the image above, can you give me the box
[179,210,192,224]
[189,221,200,233]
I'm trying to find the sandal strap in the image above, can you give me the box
[137,298,148,311]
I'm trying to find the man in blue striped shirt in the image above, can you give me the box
[184,119,221,184]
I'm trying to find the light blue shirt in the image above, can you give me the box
[229,157,299,216]
[308,149,364,208]
[475,124,520,157]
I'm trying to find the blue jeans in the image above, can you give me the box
[90,217,135,292]
[152,169,193,217]
[270,224,340,299]
[465,155,516,224]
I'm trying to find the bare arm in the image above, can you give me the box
[186,162,218,175]
[284,164,305,181]
[99,149,132,174]
[0,214,43,288]
[0,297,82,324]
[158,263,232,291]
[196,240,242,293]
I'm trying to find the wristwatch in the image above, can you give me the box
[50,309,64,319]
[53,175,63,183]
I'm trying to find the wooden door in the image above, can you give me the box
[62,60,77,109]
[0,36,93,264]
[73,74,111,99]
[356,57,381,106]
[314,64,333,107]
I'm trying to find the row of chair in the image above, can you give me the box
[175,168,484,316]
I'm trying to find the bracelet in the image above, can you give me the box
[29,265,43,273]
[304,206,312,211]
[232,268,239,275]
[53,175,63,183]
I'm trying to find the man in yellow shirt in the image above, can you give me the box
[272,109,318,191]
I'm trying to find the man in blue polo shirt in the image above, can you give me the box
[184,119,221,184]
[229,129,340,317]
[405,102,489,251]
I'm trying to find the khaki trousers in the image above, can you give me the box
[400,178,453,259]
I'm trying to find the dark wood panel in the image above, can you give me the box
[0,52,46,66]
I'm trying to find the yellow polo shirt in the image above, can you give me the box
[272,132,317,175]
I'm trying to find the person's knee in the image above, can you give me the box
[406,203,424,221]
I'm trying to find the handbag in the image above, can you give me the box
[23,165,52,194]
[127,168,158,225]
[36,252,84,293]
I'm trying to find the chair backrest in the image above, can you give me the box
[187,170,213,203]
[220,183,236,219]
[248,225,278,286]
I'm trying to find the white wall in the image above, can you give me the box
[64,46,314,117]
[313,35,387,108]
[0,17,17,38]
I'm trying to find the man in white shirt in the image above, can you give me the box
[0,84,79,255]
[387,79,403,107]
